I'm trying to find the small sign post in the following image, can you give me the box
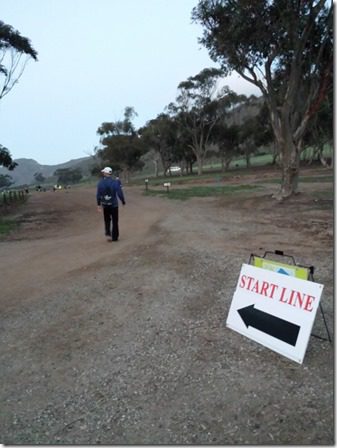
[226,264,324,364]
[163,182,171,192]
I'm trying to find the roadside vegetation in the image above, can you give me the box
[91,1,332,200]
[0,217,18,236]
[0,2,332,204]
[145,184,260,201]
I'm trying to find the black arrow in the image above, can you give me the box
[238,304,300,346]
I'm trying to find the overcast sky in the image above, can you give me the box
[1,0,260,166]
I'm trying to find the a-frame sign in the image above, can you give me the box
[226,263,324,364]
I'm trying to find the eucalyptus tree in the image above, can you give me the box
[0,21,37,169]
[169,67,234,175]
[302,86,333,167]
[192,0,333,198]
[96,107,144,182]
[140,113,197,176]
[0,20,37,100]
[239,117,263,168]
[0,144,17,170]
[252,101,274,157]
[212,123,240,171]
[215,94,268,169]
[139,113,177,176]
[0,173,13,188]
[172,122,197,175]
[54,168,82,185]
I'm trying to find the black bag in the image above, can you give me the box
[101,185,113,206]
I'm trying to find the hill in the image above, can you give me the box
[0,156,96,186]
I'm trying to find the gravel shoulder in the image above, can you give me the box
[0,173,334,445]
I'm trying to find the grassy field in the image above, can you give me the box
[255,175,334,184]
[138,158,333,201]
[0,154,332,234]
[0,218,18,235]
[144,184,261,201]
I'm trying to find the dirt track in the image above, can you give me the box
[0,174,334,445]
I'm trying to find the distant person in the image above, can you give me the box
[96,167,126,242]
[115,174,122,187]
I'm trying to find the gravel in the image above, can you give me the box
[0,183,334,445]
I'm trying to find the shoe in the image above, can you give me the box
[112,238,118,242]
[105,232,111,236]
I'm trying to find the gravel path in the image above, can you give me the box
[0,177,334,445]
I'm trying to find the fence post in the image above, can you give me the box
[2,192,7,205]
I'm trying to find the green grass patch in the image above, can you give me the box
[132,166,280,187]
[311,189,334,200]
[0,218,18,235]
[256,174,333,184]
[144,184,261,200]
[299,175,333,183]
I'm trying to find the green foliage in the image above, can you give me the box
[140,113,196,175]
[33,172,45,183]
[169,68,245,174]
[0,21,38,59]
[0,218,17,235]
[192,1,332,91]
[192,0,333,196]
[0,174,13,188]
[302,88,333,167]
[54,167,83,185]
[0,144,17,170]
[0,20,38,100]
[96,107,145,176]
[0,21,37,170]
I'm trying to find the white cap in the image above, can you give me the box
[101,167,112,174]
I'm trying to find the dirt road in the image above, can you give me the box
[0,175,334,445]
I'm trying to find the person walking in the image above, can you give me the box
[96,167,126,241]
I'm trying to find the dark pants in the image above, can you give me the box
[103,206,119,241]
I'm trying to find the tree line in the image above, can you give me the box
[1,0,333,199]
[94,0,333,198]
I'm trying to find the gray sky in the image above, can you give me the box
[1,0,260,165]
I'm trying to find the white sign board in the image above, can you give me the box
[226,264,324,364]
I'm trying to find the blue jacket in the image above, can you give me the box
[96,177,125,207]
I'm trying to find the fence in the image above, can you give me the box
[0,189,27,207]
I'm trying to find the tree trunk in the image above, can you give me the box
[245,153,251,168]
[319,149,333,168]
[121,169,130,184]
[196,154,203,175]
[153,159,159,177]
[225,159,231,171]
[275,138,300,199]
[268,103,300,199]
